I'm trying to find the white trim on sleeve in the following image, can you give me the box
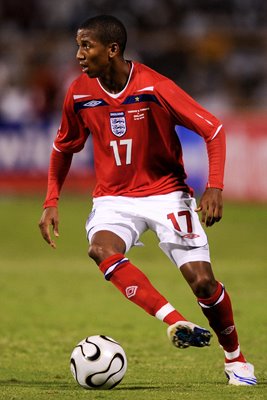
[210,124,223,141]
[53,143,62,152]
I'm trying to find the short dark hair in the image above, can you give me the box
[78,15,127,55]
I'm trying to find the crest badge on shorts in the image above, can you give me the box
[110,112,127,137]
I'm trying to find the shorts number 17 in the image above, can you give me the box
[167,211,192,233]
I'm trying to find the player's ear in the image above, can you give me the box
[109,42,120,58]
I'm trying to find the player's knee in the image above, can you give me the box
[88,243,120,265]
[88,243,105,264]
[191,276,217,298]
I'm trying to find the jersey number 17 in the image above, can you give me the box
[110,139,132,166]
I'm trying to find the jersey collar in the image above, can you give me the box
[96,61,134,99]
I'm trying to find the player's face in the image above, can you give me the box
[76,29,112,78]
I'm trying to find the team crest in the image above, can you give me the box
[110,112,127,137]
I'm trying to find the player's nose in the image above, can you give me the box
[76,47,85,60]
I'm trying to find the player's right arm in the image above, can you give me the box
[39,149,73,248]
[39,206,59,249]
[39,81,89,248]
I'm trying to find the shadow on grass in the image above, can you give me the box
[0,379,159,391]
[1,378,265,391]
[0,379,73,389]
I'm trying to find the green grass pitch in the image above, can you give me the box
[0,195,266,399]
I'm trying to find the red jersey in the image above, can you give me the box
[53,61,225,198]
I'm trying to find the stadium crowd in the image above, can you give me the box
[0,0,266,123]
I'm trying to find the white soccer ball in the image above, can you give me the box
[70,335,127,390]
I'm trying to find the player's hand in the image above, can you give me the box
[195,188,223,227]
[38,207,59,248]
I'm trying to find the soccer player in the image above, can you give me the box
[39,15,256,385]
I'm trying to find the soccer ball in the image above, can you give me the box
[70,335,127,390]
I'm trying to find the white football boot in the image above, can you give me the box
[224,361,257,386]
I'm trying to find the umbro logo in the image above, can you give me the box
[73,98,107,113]
[83,100,103,107]
[182,233,200,239]
[125,286,138,298]
[221,325,235,335]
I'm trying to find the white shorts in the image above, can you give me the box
[85,192,210,268]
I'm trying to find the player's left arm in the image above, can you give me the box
[154,78,226,227]
[196,187,223,227]
[196,126,226,227]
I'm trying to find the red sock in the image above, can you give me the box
[99,253,186,324]
[198,281,245,362]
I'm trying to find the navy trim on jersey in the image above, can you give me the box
[74,99,109,113]
[122,94,161,105]
[74,94,161,113]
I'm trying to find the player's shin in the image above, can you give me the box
[99,253,186,324]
